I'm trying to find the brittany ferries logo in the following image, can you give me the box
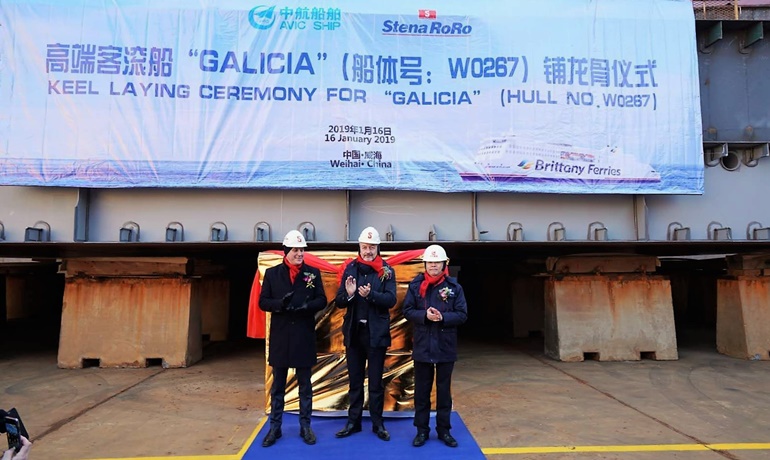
[382,10,472,36]
[517,160,533,170]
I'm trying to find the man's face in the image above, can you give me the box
[359,243,378,261]
[286,247,304,265]
[425,261,444,277]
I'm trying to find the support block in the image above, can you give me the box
[58,277,202,368]
[200,278,230,342]
[717,277,770,360]
[545,275,678,361]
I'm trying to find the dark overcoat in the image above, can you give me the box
[259,262,327,368]
[334,260,397,348]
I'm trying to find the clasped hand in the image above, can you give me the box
[278,291,307,312]
[281,291,295,308]
[427,306,443,322]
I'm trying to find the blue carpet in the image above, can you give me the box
[242,412,485,459]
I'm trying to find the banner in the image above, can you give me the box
[0,0,704,193]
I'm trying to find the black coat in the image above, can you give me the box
[259,262,327,368]
[403,274,468,363]
[335,260,397,348]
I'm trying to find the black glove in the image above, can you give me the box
[274,291,294,312]
[293,299,309,311]
[281,291,295,307]
[287,294,309,312]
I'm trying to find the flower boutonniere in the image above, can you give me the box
[438,286,454,302]
[303,272,316,289]
[379,266,392,282]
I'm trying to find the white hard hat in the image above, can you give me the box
[282,230,307,248]
[358,226,381,244]
[422,244,448,262]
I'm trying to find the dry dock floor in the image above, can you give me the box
[1,333,769,460]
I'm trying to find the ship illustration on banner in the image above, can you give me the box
[456,134,661,184]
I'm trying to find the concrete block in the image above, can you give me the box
[717,277,770,360]
[547,254,660,274]
[512,276,545,338]
[58,277,202,368]
[5,272,63,320]
[200,278,229,342]
[5,276,26,320]
[60,257,190,277]
[545,275,678,361]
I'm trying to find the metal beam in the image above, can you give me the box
[634,196,648,241]
[73,188,91,242]
[741,22,764,51]
[705,21,723,48]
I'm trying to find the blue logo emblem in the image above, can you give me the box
[249,5,276,29]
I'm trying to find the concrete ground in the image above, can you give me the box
[1,332,770,460]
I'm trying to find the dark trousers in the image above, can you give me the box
[413,361,455,435]
[346,322,387,428]
[269,366,313,429]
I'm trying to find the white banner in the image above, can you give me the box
[0,0,704,193]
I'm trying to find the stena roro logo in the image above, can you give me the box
[249,5,277,29]
[382,11,472,36]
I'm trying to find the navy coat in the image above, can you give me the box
[335,260,397,349]
[403,274,468,363]
[259,262,327,368]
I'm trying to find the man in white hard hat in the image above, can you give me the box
[334,226,397,442]
[259,230,328,447]
[403,244,467,448]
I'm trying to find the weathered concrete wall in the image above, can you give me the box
[4,270,63,320]
[512,276,545,338]
[545,275,678,361]
[199,278,229,342]
[5,276,26,319]
[58,277,202,368]
[717,277,770,360]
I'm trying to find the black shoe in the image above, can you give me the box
[261,427,282,447]
[439,432,458,448]
[373,425,390,441]
[412,432,428,447]
[300,426,316,445]
[335,422,362,438]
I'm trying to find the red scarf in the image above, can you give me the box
[419,267,449,298]
[284,257,301,284]
[356,254,384,277]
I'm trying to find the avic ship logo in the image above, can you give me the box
[517,160,533,170]
[249,5,277,29]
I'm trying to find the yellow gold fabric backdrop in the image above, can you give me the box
[259,250,424,414]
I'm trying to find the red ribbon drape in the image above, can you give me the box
[246,249,424,338]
